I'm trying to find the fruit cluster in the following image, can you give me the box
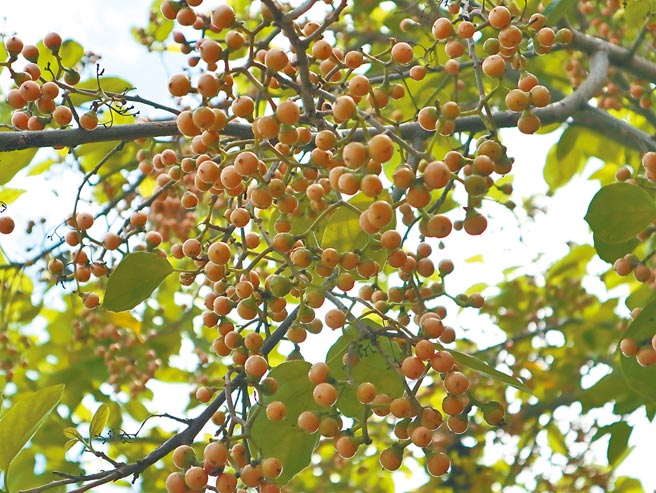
[619,334,656,367]
[2,0,580,489]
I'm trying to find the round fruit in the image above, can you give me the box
[379,447,403,471]
[0,216,15,234]
[312,382,338,407]
[444,371,469,395]
[244,354,268,378]
[173,444,197,469]
[426,452,451,476]
[266,401,286,421]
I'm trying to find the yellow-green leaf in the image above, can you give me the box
[64,438,79,451]
[593,234,639,264]
[544,0,578,23]
[68,77,133,106]
[326,322,404,418]
[0,384,65,472]
[63,427,84,442]
[448,350,532,394]
[248,361,320,484]
[103,252,173,312]
[0,145,38,185]
[620,299,656,402]
[0,188,25,205]
[584,183,656,244]
[89,403,110,438]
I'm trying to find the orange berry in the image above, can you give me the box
[368,134,395,163]
[432,17,453,39]
[0,216,16,234]
[426,452,451,476]
[529,85,551,107]
[391,42,414,64]
[231,96,254,118]
[443,371,469,395]
[418,106,438,131]
[488,6,511,29]
[313,382,338,407]
[332,95,357,122]
[297,410,320,433]
[401,356,426,380]
[517,112,541,134]
[169,73,191,97]
[265,401,286,421]
[275,100,300,125]
[212,4,236,29]
[325,308,346,329]
[505,89,529,112]
[481,54,506,78]
[244,354,268,378]
[379,448,403,471]
[199,39,223,63]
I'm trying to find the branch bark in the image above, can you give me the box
[0,120,252,152]
[3,42,655,156]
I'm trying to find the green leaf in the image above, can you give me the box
[625,0,652,26]
[248,360,320,484]
[63,427,85,442]
[321,192,394,253]
[68,77,133,106]
[626,284,656,310]
[0,145,38,185]
[584,183,656,244]
[448,350,532,394]
[546,244,595,282]
[6,449,39,493]
[37,39,84,75]
[103,252,173,312]
[0,384,65,472]
[0,188,25,205]
[594,234,639,264]
[544,0,579,24]
[89,403,110,438]
[153,19,175,42]
[593,421,633,466]
[613,476,645,493]
[607,421,632,466]
[547,422,568,455]
[0,42,7,69]
[325,321,404,418]
[543,126,584,192]
[28,157,58,176]
[620,299,656,402]
[64,438,79,451]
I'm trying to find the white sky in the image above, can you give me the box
[0,1,654,492]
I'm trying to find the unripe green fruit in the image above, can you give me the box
[268,275,292,297]
[464,175,489,196]
[483,401,505,426]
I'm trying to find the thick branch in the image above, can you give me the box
[0,121,252,152]
[5,48,655,157]
[393,49,609,138]
[569,29,656,82]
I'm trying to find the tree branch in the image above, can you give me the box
[568,29,656,82]
[6,47,655,157]
[0,120,252,152]
[20,306,299,493]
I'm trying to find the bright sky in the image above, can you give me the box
[1,1,654,491]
